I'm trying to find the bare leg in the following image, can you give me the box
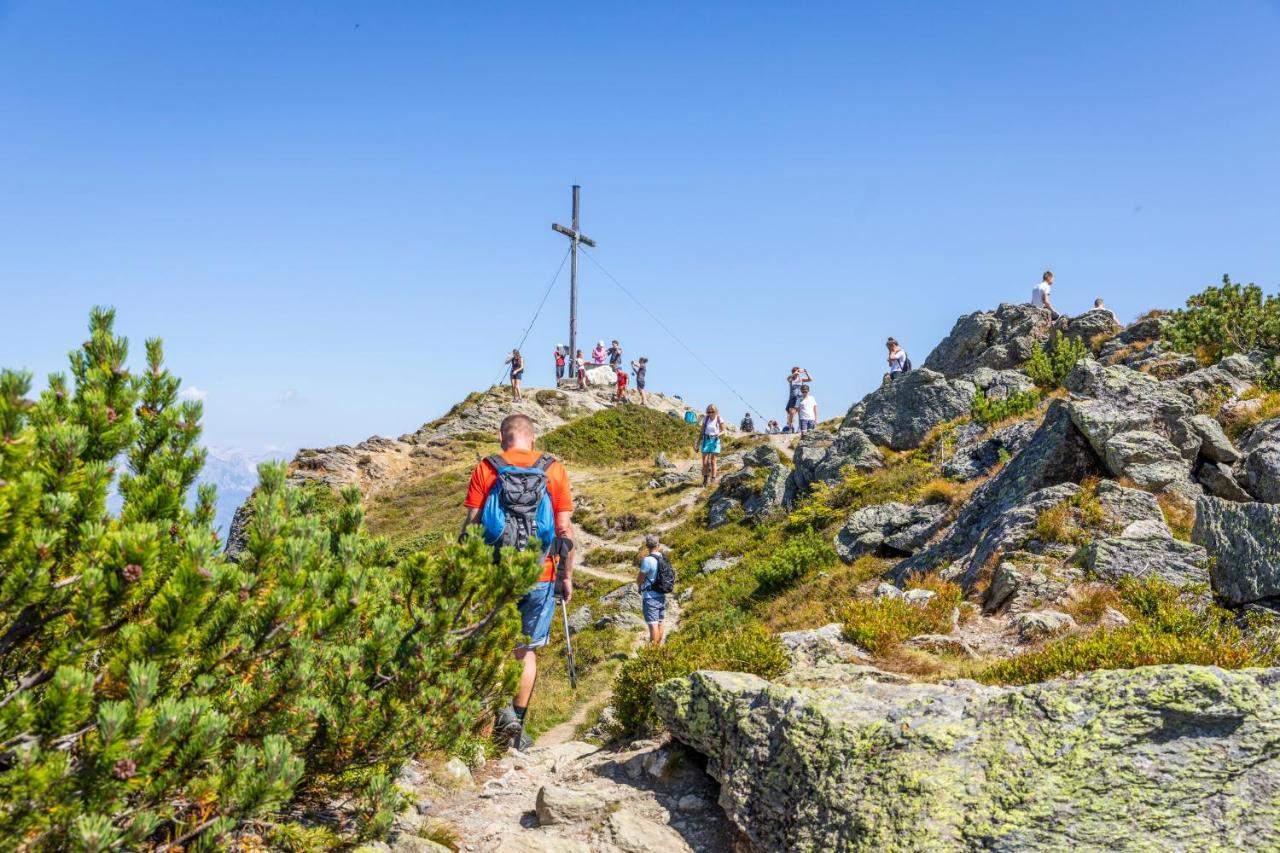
[655,622,666,645]
[711,454,718,481]
[647,623,659,645]
[514,648,537,708]
[787,407,797,429]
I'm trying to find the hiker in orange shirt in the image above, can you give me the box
[460,414,575,751]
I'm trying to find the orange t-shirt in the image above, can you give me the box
[464,448,574,581]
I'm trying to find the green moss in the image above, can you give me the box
[537,406,700,467]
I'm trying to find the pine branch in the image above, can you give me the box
[0,668,52,708]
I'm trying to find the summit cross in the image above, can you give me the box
[551,184,597,381]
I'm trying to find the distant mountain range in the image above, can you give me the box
[202,446,293,541]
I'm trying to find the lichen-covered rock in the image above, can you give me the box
[1012,609,1076,641]
[834,502,948,562]
[1100,429,1190,491]
[1094,480,1167,531]
[1064,360,1201,459]
[1081,533,1210,588]
[1167,352,1265,410]
[656,666,1280,852]
[895,401,1104,587]
[786,427,884,501]
[700,555,740,575]
[1194,496,1280,605]
[535,784,611,825]
[940,418,1038,482]
[1062,307,1122,346]
[1239,418,1280,504]
[709,445,788,527]
[1189,413,1240,463]
[845,369,976,451]
[1198,461,1253,502]
[922,302,1053,376]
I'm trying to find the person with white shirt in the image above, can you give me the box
[797,385,819,433]
[1031,271,1060,320]
[697,404,726,486]
[885,338,908,383]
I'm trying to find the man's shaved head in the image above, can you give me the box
[500,414,536,449]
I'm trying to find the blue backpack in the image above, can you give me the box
[480,454,556,557]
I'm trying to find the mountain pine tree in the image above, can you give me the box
[0,308,539,850]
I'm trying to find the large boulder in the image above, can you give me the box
[656,666,1280,851]
[1239,418,1280,504]
[1062,307,1122,346]
[1100,430,1190,492]
[1194,496,1280,605]
[786,427,884,501]
[894,400,1104,587]
[1189,413,1240,464]
[833,502,948,562]
[844,369,975,451]
[922,303,1053,376]
[1081,533,1210,588]
[1167,352,1265,410]
[1198,461,1253,502]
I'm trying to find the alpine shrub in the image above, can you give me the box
[0,309,540,849]
[839,578,963,654]
[537,406,699,466]
[1163,274,1280,367]
[1026,331,1090,388]
[754,530,838,595]
[970,387,1041,426]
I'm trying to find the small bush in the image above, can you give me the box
[1163,274,1280,367]
[971,387,1041,426]
[538,406,699,466]
[754,530,839,595]
[1062,583,1121,625]
[1026,331,1090,389]
[612,622,788,733]
[839,578,963,655]
[978,577,1277,684]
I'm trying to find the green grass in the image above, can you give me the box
[976,578,1279,685]
[839,577,964,654]
[538,405,700,467]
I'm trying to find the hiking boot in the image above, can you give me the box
[494,704,523,743]
[510,727,533,752]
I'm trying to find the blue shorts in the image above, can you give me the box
[701,436,721,455]
[642,593,667,624]
[799,419,815,432]
[517,581,557,650]
[786,395,801,411]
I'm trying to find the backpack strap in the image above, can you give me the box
[535,454,556,471]
[484,454,509,474]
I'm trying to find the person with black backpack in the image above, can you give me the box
[637,533,675,645]
[460,414,575,751]
[885,338,911,384]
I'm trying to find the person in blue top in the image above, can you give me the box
[636,534,668,645]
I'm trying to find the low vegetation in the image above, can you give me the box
[538,406,699,466]
[753,529,839,595]
[1163,274,1280,371]
[970,387,1041,426]
[1026,330,1091,388]
[839,578,964,655]
[978,578,1279,685]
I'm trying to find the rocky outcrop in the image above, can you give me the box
[1194,496,1280,605]
[1189,413,1240,463]
[922,303,1053,376]
[844,369,975,451]
[940,418,1038,482]
[1167,352,1265,410]
[708,445,788,528]
[1080,533,1210,588]
[894,401,1104,587]
[657,666,1280,852]
[1199,461,1253,502]
[1062,307,1122,346]
[786,428,883,501]
[1239,418,1280,503]
[834,502,948,562]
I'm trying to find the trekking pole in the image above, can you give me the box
[558,596,578,689]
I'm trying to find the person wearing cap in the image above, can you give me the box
[554,344,567,382]
[591,341,608,365]
[637,534,669,645]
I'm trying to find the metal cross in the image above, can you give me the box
[552,184,597,380]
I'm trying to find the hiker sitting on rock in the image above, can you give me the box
[460,414,575,752]
[1032,270,1061,321]
[785,367,812,432]
[884,338,909,384]
[697,404,725,486]
[631,357,648,406]
[766,419,780,434]
[637,533,674,646]
[505,348,524,401]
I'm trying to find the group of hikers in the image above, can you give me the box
[478,270,1107,751]
[509,339,650,404]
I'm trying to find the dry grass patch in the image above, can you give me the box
[1062,583,1121,625]
[757,555,890,633]
[1156,492,1196,541]
[839,577,963,655]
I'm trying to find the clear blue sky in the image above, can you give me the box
[3,1,1278,452]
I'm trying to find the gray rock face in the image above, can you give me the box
[223,500,251,562]
[647,469,699,489]
[655,452,677,469]
[1081,534,1210,588]
[834,502,948,562]
[940,418,1038,482]
[846,368,976,451]
[708,445,788,528]
[1062,308,1122,346]
[1240,419,1280,503]
[1101,430,1189,491]
[535,785,610,826]
[1013,609,1076,641]
[656,666,1280,852]
[1095,480,1167,531]
[1199,461,1253,502]
[1189,413,1240,463]
[923,302,1053,376]
[1194,496,1280,605]
[1167,352,1265,410]
[700,556,740,575]
[786,428,884,501]
[895,401,1104,587]
[566,605,593,634]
